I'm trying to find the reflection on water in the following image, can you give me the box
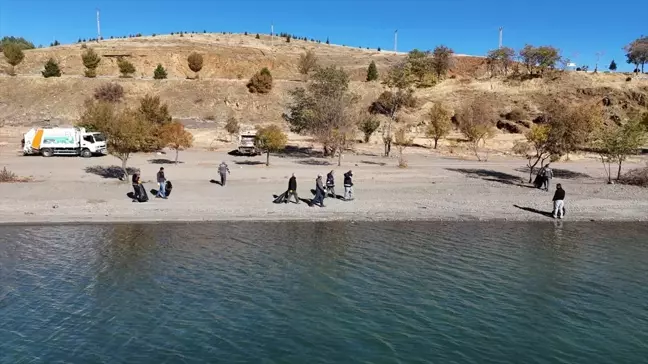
[1,222,648,363]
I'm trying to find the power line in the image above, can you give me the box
[498,27,503,48]
[394,30,398,52]
[96,8,101,41]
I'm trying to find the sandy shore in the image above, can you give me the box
[1,148,647,224]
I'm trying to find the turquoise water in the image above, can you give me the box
[1,222,647,363]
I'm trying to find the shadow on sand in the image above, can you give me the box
[148,158,183,165]
[446,168,533,188]
[85,166,138,180]
[513,204,554,218]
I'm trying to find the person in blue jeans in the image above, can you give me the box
[156,167,167,199]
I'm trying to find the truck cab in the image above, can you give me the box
[237,131,260,156]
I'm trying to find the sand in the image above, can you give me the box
[1,146,647,225]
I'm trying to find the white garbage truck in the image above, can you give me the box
[22,127,107,157]
[237,129,260,156]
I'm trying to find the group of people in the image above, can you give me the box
[130,167,171,202]
[279,170,355,207]
[535,163,566,219]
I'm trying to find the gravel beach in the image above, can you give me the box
[1,148,647,224]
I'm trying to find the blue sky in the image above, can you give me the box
[0,0,644,71]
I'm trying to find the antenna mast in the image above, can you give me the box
[96,8,101,41]
[394,30,398,52]
[498,27,503,48]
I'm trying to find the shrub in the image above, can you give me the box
[42,58,62,78]
[255,34,260,39]
[153,64,168,79]
[82,48,101,78]
[626,77,632,82]
[117,57,136,77]
[247,67,273,94]
[3,43,24,75]
[0,167,19,182]
[225,116,240,141]
[94,83,124,103]
[358,112,380,142]
[187,52,203,78]
[298,50,318,75]
[286,35,291,43]
[366,61,379,81]
[619,165,648,187]
[426,102,452,149]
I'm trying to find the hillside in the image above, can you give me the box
[1,33,647,150]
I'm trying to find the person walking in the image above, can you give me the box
[218,161,230,186]
[156,167,167,199]
[326,170,336,198]
[542,163,554,191]
[343,170,354,201]
[312,174,326,207]
[286,173,300,204]
[552,183,566,219]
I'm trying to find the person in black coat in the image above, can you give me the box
[343,170,354,201]
[326,170,336,198]
[286,174,300,204]
[552,184,566,219]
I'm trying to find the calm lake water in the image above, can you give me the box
[1,222,647,364]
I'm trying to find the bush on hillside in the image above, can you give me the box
[42,58,62,78]
[619,165,648,187]
[2,43,25,75]
[117,57,136,78]
[82,48,101,78]
[366,61,379,81]
[247,67,273,94]
[505,108,527,121]
[187,52,203,78]
[94,83,124,103]
[153,64,168,79]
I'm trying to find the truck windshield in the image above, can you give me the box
[93,133,106,142]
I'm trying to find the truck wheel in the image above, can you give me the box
[80,149,92,158]
[41,149,53,157]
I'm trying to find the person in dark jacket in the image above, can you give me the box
[326,170,336,198]
[218,162,230,186]
[552,183,565,219]
[132,172,141,201]
[343,170,354,201]
[156,167,167,198]
[286,174,300,204]
[312,174,326,207]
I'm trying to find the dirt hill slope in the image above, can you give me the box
[1,33,647,149]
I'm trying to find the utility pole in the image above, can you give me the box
[394,30,398,52]
[96,8,101,41]
[271,23,274,48]
[498,27,503,48]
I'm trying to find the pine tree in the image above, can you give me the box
[82,48,101,78]
[286,35,291,43]
[255,33,260,39]
[609,59,617,71]
[326,37,330,45]
[377,47,381,52]
[366,61,379,81]
[153,64,168,79]
[42,58,61,78]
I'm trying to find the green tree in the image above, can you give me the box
[595,118,647,182]
[366,60,379,81]
[406,49,432,82]
[513,102,604,182]
[284,66,358,159]
[624,36,648,73]
[430,45,454,79]
[41,58,62,78]
[425,102,452,149]
[608,59,617,71]
[117,57,136,78]
[79,101,154,179]
[519,45,561,75]
[255,33,260,39]
[187,52,203,79]
[326,37,330,45]
[369,61,416,157]
[286,35,291,43]
[486,47,515,76]
[456,97,497,161]
[298,49,318,75]
[358,111,380,142]
[247,67,273,93]
[256,124,287,166]
[153,64,168,79]
[138,94,173,150]
[3,43,24,75]
[0,36,35,51]
[81,48,101,78]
